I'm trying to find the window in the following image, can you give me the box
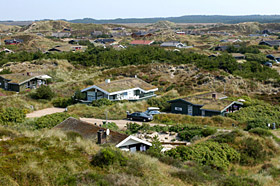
[175,107,182,111]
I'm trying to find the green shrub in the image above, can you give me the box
[30,85,55,100]
[91,147,128,167]
[92,98,113,107]
[34,112,74,129]
[202,127,217,136]
[126,123,142,134]
[52,97,73,108]
[146,136,163,158]
[166,141,240,170]
[218,175,260,186]
[83,79,94,86]
[177,125,217,141]
[211,130,243,144]
[102,122,119,131]
[0,107,26,124]
[249,128,273,137]
[239,138,269,165]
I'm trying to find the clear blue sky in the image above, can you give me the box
[1,0,280,21]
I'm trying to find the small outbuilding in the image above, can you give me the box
[168,92,243,117]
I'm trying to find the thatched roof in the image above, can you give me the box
[96,78,157,93]
[53,117,128,144]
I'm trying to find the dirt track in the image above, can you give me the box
[26,108,165,129]
[26,108,65,118]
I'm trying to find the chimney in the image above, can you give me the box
[105,79,110,84]
[97,129,107,144]
[212,93,218,100]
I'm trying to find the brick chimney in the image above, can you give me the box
[97,129,107,144]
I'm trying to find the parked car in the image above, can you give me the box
[127,112,153,122]
[264,62,273,68]
[144,107,161,115]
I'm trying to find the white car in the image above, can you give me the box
[145,107,161,115]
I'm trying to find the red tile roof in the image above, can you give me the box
[130,40,154,45]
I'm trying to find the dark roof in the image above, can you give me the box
[4,39,23,44]
[54,117,128,144]
[259,40,280,46]
[168,92,243,112]
[94,39,115,44]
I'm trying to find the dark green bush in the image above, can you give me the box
[52,97,73,108]
[30,85,55,100]
[91,147,127,167]
[91,98,113,107]
[0,107,26,124]
[34,112,74,129]
[239,138,269,165]
[202,127,217,136]
[166,141,240,170]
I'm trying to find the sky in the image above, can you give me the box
[1,0,280,21]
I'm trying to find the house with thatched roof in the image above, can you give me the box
[81,77,158,102]
[0,72,51,92]
[168,92,243,117]
[54,117,151,152]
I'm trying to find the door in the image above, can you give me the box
[188,105,193,116]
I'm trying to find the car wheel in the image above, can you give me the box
[143,119,146,122]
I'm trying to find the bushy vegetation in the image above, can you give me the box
[166,141,240,170]
[228,103,280,130]
[91,147,128,167]
[30,85,55,100]
[91,98,113,107]
[226,45,260,54]
[211,130,278,166]
[1,46,279,82]
[52,97,74,108]
[154,113,239,127]
[101,122,119,131]
[0,107,26,124]
[33,112,75,129]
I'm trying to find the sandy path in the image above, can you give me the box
[26,107,166,129]
[26,107,65,118]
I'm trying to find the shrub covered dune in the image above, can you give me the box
[1,121,280,185]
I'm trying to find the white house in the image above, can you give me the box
[81,77,158,102]
[116,135,152,152]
